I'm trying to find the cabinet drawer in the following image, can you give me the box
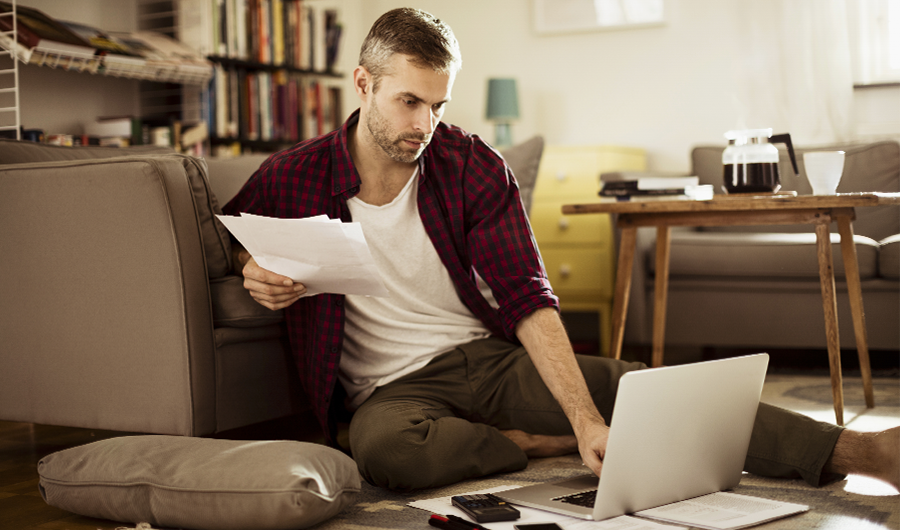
[534,145,646,201]
[531,203,613,245]
[541,247,615,299]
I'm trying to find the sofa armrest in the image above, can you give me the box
[210,275,284,328]
[0,156,217,435]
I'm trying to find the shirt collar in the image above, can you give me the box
[331,110,363,198]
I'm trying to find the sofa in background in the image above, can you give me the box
[0,136,545,436]
[622,140,899,356]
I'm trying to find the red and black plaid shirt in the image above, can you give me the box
[224,110,558,438]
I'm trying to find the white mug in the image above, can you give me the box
[803,151,845,195]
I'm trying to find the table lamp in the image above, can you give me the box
[486,78,519,147]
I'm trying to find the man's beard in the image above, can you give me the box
[366,98,430,164]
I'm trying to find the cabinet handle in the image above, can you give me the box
[558,217,570,230]
[559,264,572,278]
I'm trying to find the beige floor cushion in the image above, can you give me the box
[38,435,360,530]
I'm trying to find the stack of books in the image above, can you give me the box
[599,172,714,201]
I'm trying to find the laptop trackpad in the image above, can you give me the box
[553,474,598,491]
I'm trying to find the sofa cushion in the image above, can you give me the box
[880,234,900,280]
[205,154,275,205]
[0,138,174,164]
[174,155,233,278]
[500,136,544,214]
[38,435,360,530]
[652,232,880,280]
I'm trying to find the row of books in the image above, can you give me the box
[178,0,342,72]
[205,66,342,144]
[599,172,714,201]
[0,1,212,84]
[10,117,209,155]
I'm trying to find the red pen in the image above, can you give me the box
[447,513,491,530]
[428,514,461,530]
[429,514,487,530]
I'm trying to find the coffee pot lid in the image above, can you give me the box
[725,129,773,143]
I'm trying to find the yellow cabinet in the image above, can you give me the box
[531,145,646,355]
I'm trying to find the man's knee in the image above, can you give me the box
[349,416,446,490]
[575,355,646,421]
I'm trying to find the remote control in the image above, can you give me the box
[451,493,520,523]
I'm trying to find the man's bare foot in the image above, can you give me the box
[500,429,578,458]
[826,426,900,492]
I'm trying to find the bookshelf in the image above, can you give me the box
[177,0,345,154]
[205,57,343,154]
[0,0,344,154]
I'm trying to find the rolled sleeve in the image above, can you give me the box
[464,138,559,338]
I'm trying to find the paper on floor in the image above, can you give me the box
[407,486,686,530]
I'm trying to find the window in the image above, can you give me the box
[850,0,900,85]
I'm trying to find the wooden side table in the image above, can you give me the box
[563,193,900,426]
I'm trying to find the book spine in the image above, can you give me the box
[235,0,248,59]
[272,0,284,65]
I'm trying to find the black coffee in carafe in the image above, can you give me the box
[723,162,781,193]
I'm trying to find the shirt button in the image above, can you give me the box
[335,299,343,307]
[330,347,339,353]
[333,185,340,192]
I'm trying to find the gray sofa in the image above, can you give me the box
[0,136,545,436]
[623,140,900,355]
[0,140,303,436]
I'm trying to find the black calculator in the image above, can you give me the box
[451,493,520,523]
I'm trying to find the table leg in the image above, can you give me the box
[610,226,637,360]
[816,222,844,426]
[652,226,671,368]
[836,215,875,409]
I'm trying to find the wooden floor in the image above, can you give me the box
[0,413,326,530]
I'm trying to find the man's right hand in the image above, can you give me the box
[238,252,306,310]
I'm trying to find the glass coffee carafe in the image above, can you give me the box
[722,129,799,193]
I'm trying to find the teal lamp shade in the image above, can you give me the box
[486,78,519,146]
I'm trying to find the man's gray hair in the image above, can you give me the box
[359,8,462,92]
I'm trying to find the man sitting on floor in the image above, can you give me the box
[223,7,900,492]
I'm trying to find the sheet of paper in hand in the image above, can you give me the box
[217,213,390,297]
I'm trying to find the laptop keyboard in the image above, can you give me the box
[553,489,597,507]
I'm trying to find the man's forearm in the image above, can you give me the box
[515,307,606,430]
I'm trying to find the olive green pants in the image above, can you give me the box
[348,337,844,491]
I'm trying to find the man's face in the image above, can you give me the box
[363,55,455,164]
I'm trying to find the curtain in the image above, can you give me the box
[731,0,855,145]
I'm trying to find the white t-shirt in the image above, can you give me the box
[339,168,496,408]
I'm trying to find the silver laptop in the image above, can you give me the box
[497,354,769,521]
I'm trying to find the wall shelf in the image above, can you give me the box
[0,0,212,86]
[208,55,340,78]
[0,36,213,85]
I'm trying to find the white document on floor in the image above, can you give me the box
[409,486,808,530]
[407,486,687,530]
[634,491,808,530]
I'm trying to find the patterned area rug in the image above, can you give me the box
[315,376,900,530]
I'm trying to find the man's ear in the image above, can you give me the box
[353,66,370,99]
